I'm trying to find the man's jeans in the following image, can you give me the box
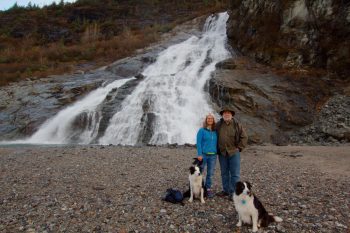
[218,151,240,194]
[201,154,217,189]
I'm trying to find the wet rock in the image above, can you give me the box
[215,59,237,70]
[209,58,331,144]
[227,0,350,78]
[137,112,157,145]
[106,54,156,78]
[94,77,145,142]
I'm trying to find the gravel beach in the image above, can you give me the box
[0,145,349,233]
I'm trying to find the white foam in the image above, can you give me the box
[8,78,131,144]
[99,12,231,145]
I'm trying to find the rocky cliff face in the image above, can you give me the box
[208,57,334,144]
[207,0,350,144]
[226,0,350,79]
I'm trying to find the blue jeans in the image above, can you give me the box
[200,154,217,189]
[218,151,240,194]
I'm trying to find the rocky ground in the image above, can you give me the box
[290,95,350,145]
[0,145,349,233]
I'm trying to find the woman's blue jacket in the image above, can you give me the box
[196,128,217,156]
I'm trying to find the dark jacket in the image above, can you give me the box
[216,118,248,155]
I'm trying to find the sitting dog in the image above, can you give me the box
[184,158,205,203]
[233,181,282,232]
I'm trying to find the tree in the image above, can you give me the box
[27,1,32,9]
[8,2,25,12]
[59,0,65,7]
[10,2,20,10]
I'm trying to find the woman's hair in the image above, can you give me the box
[203,113,216,130]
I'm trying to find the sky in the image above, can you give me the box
[0,0,76,11]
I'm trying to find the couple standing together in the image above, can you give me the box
[196,106,248,198]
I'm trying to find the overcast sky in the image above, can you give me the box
[0,0,76,11]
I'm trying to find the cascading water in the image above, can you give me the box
[19,78,132,144]
[7,12,231,145]
[99,12,231,145]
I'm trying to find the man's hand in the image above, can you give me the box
[198,156,203,161]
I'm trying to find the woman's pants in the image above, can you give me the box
[201,154,217,189]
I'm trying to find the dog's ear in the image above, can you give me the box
[189,166,195,175]
[235,181,244,195]
[235,181,243,187]
[246,181,252,190]
[192,158,203,166]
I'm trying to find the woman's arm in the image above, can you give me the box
[196,128,203,159]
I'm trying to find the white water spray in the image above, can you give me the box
[99,12,231,145]
[19,78,131,144]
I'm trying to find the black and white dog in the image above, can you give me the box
[233,181,283,232]
[184,158,206,204]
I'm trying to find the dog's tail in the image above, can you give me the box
[269,213,283,222]
[273,216,283,222]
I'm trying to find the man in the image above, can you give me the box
[216,106,248,197]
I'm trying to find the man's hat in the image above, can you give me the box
[219,106,235,116]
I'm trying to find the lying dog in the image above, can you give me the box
[184,158,205,203]
[233,181,282,232]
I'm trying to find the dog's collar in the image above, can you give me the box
[241,199,247,205]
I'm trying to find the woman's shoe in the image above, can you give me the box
[216,191,229,197]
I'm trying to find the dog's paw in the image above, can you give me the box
[252,227,258,232]
[201,199,205,204]
[188,198,193,203]
[236,222,242,227]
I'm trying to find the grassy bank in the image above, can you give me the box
[0,0,229,86]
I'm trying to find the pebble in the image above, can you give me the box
[335,222,347,229]
[0,146,348,232]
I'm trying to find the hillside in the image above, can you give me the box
[0,0,229,86]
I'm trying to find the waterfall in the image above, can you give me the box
[20,78,132,144]
[5,12,231,145]
[99,12,231,145]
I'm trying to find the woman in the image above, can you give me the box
[196,113,218,198]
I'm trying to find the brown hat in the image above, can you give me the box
[219,106,235,116]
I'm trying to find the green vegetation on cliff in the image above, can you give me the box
[0,0,229,86]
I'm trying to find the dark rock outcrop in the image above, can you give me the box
[208,57,333,144]
[94,76,145,142]
[290,95,350,144]
[227,0,350,79]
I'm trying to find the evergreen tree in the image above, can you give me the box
[10,2,19,10]
[59,0,65,7]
